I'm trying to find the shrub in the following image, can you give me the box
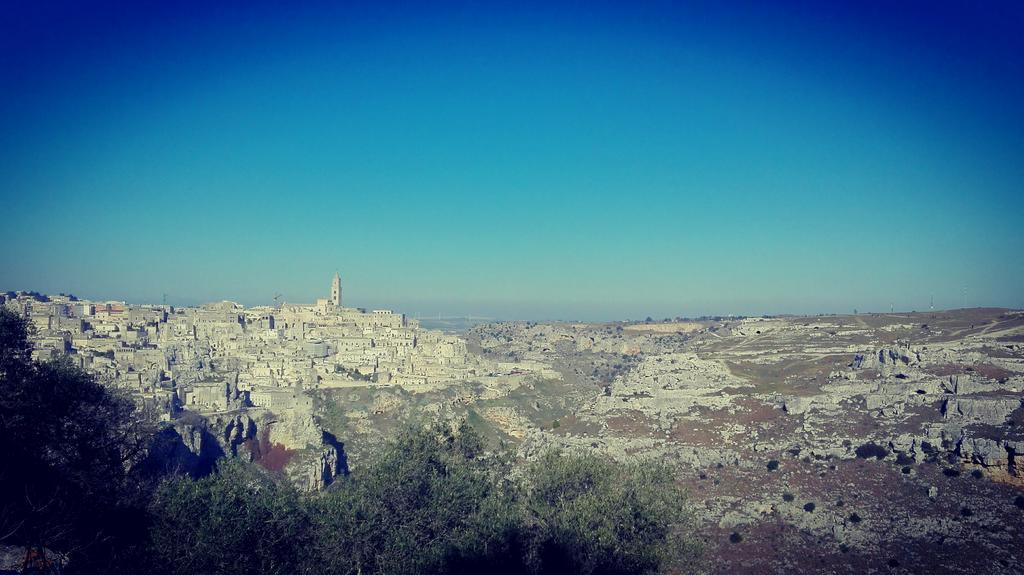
[854,443,889,460]
[305,420,504,575]
[521,450,695,574]
[148,460,307,575]
[803,502,816,512]
[895,452,915,465]
[0,309,155,573]
[304,421,700,575]
[766,460,780,472]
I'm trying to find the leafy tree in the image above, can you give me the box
[305,420,517,575]
[0,309,155,573]
[303,421,697,575]
[521,451,695,575]
[148,459,309,575]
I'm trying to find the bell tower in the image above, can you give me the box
[330,272,342,307]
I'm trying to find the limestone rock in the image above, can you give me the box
[943,397,1021,424]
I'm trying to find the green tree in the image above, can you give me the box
[303,421,698,575]
[0,309,155,573]
[521,451,696,575]
[305,420,516,575]
[148,459,309,575]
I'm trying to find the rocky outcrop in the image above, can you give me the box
[305,431,348,491]
[958,437,1008,467]
[942,397,1021,424]
[851,343,921,373]
[782,395,814,415]
[208,412,258,455]
[262,409,348,490]
[140,407,347,490]
[955,436,1024,486]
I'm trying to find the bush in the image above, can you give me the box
[0,309,155,573]
[522,450,694,574]
[305,420,508,575]
[303,421,700,575]
[148,460,308,575]
[766,460,780,471]
[854,443,889,460]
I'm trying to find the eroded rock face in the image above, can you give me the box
[305,432,348,491]
[142,408,347,490]
[782,396,814,415]
[264,410,349,490]
[959,437,1008,467]
[140,415,240,477]
[943,397,1022,424]
[209,412,258,455]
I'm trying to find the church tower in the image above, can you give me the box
[330,272,342,307]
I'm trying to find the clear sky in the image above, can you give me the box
[1,1,1022,320]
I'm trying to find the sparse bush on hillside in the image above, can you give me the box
[854,443,889,460]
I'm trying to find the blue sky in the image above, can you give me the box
[1,1,1022,320]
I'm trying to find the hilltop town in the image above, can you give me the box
[0,273,556,488]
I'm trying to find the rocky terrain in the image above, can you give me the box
[457,309,1024,574]
[321,309,1024,573]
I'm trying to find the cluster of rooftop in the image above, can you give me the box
[0,273,486,420]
